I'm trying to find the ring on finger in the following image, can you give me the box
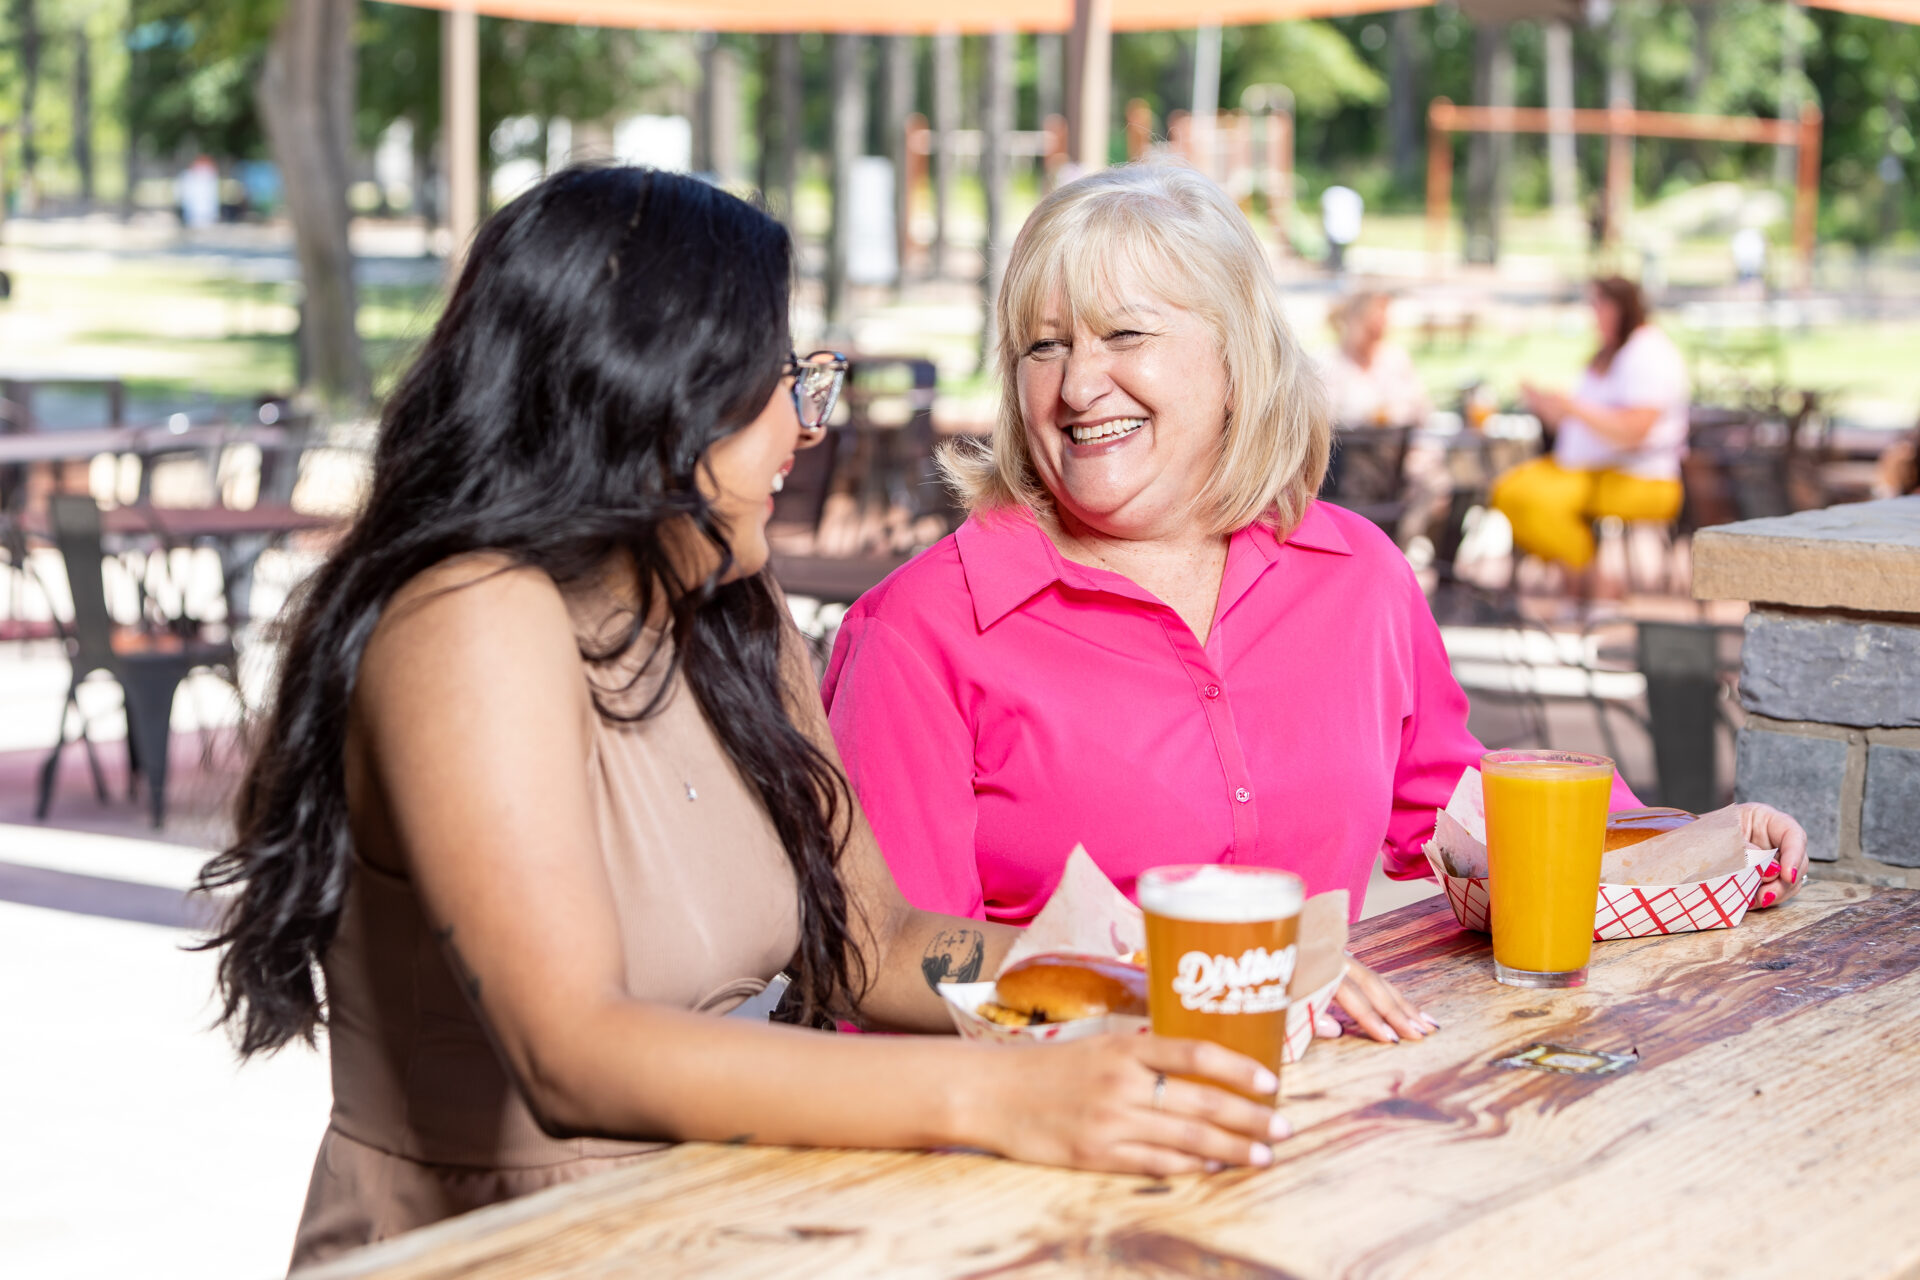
[1151,1072,1168,1111]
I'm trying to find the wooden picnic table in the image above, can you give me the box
[304,880,1920,1280]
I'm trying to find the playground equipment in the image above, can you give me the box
[1425,98,1823,287]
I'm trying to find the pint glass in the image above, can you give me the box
[1137,865,1305,1103]
[1481,749,1615,989]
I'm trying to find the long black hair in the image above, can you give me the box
[198,167,864,1055]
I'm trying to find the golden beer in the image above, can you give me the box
[1137,865,1305,1103]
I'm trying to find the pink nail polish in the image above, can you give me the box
[1761,890,1777,907]
[1765,862,1780,879]
[1790,866,1800,884]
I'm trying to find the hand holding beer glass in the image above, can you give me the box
[1481,749,1615,988]
[1137,865,1305,1103]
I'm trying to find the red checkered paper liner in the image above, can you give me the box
[1434,866,1763,939]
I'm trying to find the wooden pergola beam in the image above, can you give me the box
[1425,98,1824,289]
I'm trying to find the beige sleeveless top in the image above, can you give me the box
[318,617,803,1172]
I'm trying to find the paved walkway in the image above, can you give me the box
[0,823,329,1280]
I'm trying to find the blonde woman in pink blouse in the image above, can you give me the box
[822,164,1809,1044]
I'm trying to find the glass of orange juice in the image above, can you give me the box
[1481,749,1614,988]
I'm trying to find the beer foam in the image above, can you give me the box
[1137,865,1304,923]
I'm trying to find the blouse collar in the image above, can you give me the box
[954,500,1353,632]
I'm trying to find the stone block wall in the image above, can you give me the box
[1697,498,1920,889]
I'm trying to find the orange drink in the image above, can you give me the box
[1137,865,1303,1103]
[1481,749,1614,988]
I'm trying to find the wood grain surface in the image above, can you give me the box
[302,882,1920,1280]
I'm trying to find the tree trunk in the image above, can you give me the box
[1775,1,1802,188]
[73,25,93,205]
[693,31,717,176]
[931,31,959,278]
[1545,18,1577,226]
[1463,21,1511,265]
[15,0,40,206]
[772,34,801,225]
[1036,34,1062,127]
[886,36,915,293]
[1608,0,1636,240]
[257,0,367,407]
[1387,9,1419,190]
[826,34,865,338]
[979,30,1013,370]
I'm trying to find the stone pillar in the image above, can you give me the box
[1693,497,1920,887]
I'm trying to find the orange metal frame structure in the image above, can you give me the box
[1425,99,1824,286]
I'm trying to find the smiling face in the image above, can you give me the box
[1016,289,1232,543]
[698,374,817,578]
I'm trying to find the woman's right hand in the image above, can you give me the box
[966,1033,1291,1177]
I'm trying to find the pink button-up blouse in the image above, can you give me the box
[822,501,1633,925]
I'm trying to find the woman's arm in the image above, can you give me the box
[809,609,1014,1031]
[1561,399,1662,449]
[356,562,1283,1173]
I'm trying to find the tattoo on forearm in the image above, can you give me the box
[434,924,484,1003]
[920,928,986,991]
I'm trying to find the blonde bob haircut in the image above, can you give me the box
[942,161,1330,537]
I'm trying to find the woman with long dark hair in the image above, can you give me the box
[198,168,1286,1268]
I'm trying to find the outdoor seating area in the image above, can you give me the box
[5,2,1920,1278]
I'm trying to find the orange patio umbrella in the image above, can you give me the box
[390,0,1420,34]
[399,0,1428,255]
[1802,0,1920,20]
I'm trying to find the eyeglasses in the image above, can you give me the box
[785,350,848,433]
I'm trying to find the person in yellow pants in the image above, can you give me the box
[1491,457,1682,571]
[1492,276,1689,576]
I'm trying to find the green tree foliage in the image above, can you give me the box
[123,0,276,162]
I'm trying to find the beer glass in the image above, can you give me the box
[1481,749,1614,988]
[1137,865,1305,1103]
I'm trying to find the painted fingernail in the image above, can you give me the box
[1422,1009,1443,1029]
[1790,866,1800,884]
[1253,1068,1279,1095]
[1204,1159,1224,1174]
[1268,1112,1292,1141]
[1384,1029,1401,1044]
[1762,890,1777,907]
[1249,1143,1274,1168]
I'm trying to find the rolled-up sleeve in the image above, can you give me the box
[822,614,985,919]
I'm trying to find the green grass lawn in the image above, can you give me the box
[5,220,1916,424]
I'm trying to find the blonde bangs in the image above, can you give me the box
[941,161,1329,537]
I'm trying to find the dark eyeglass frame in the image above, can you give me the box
[784,350,849,433]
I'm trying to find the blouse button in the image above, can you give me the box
[1203,684,1222,699]
[1235,787,1252,803]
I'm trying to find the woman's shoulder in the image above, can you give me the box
[364,554,585,695]
[839,529,973,630]
[1294,501,1414,573]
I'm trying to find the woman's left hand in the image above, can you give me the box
[1732,802,1809,910]
[1322,956,1439,1044]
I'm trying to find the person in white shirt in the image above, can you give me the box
[1319,290,1443,545]
[1319,291,1431,428]
[1493,276,1688,575]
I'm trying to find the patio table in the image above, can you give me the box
[303,880,1920,1280]
[0,423,293,465]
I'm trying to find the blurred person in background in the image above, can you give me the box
[201,167,1297,1269]
[1319,290,1429,429]
[1318,289,1445,547]
[1492,276,1689,588]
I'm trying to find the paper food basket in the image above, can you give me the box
[1424,769,1768,940]
[938,848,1347,1065]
